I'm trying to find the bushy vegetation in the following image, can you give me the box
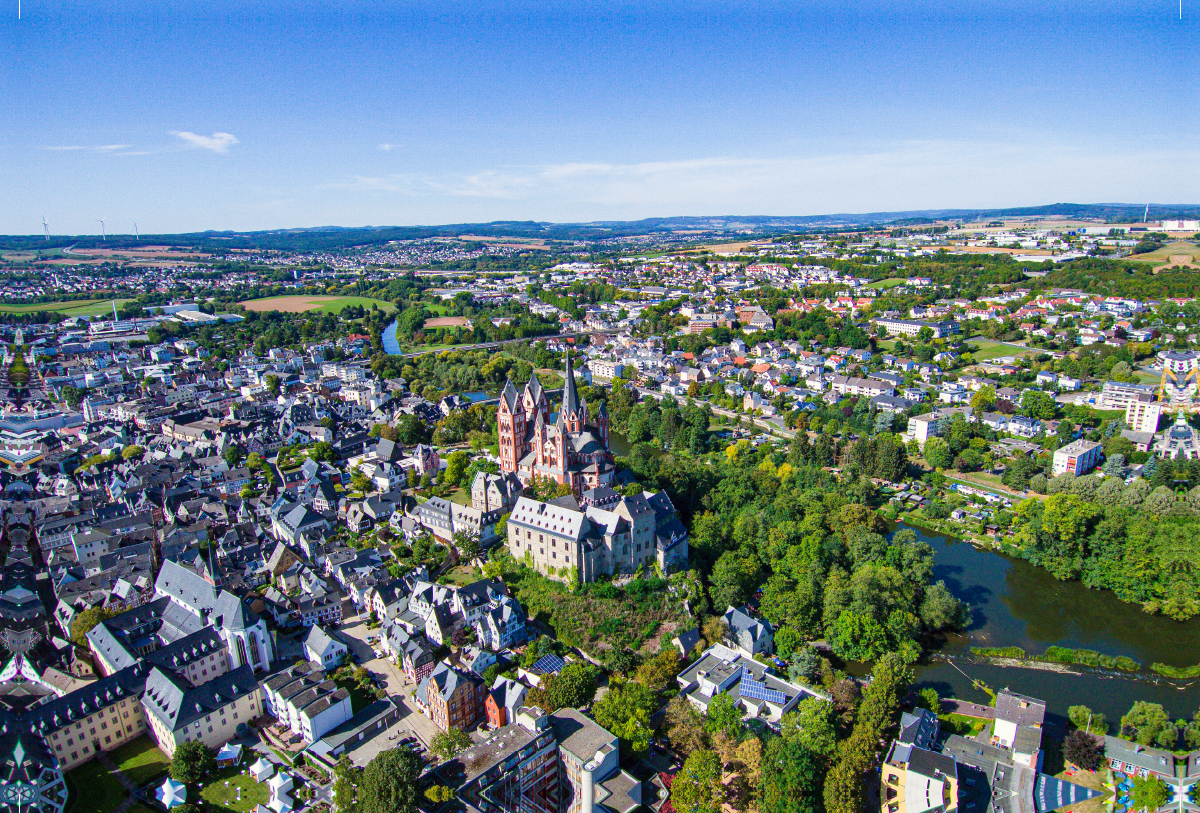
[1011,488,1200,619]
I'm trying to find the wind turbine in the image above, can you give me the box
[41,216,49,241]
[97,219,106,241]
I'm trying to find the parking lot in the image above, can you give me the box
[335,611,443,751]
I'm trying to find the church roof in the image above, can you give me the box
[525,372,544,403]
[561,352,581,418]
[501,379,519,413]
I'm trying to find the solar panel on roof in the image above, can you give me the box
[531,654,566,674]
[740,675,787,705]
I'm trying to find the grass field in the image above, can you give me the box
[867,277,908,289]
[65,758,127,813]
[0,298,131,317]
[966,340,1034,361]
[439,565,484,587]
[200,767,270,813]
[939,712,989,737]
[1128,240,1200,264]
[239,295,397,314]
[111,737,171,786]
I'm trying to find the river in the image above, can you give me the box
[900,522,1200,723]
[382,320,402,355]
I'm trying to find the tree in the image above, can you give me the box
[351,469,372,494]
[665,694,710,754]
[359,749,420,813]
[827,610,890,661]
[759,736,823,813]
[430,729,472,760]
[923,437,953,469]
[1122,701,1178,748]
[424,786,454,804]
[789,645,824,685]
[592,681,656,755]
[1068,705,1108,735]
[671,750,723,813]
[704,692,743,740]
[919,581,968,631]
[444,450,470,486]
[170,741,216,784]
[916,687,942,715]
[635,649,682,693]
[70,606,114,646]
[1130,776,1169,813]
[265,373,281,396]
[309,441,335,462]
[970,385,996,412]
[780,697,838,759]
[1020,390,1058,421]
[1062,730,1104,771]
[529,663,597,711]
[334,755,358,813]
[122,444,144,460]
[709,551,761,611]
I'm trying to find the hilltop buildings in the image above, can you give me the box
[497,354,615,495]
[505,489,689,583]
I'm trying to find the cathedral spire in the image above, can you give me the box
[562,349,580,421]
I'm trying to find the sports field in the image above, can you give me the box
[866,277,908,289]
[0,298,131,317]
[238,295,397,314]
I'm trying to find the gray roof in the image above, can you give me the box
[304,625,345,657]
[142,663,257,732]
[994,690,1046,727]
[549,707,615,762]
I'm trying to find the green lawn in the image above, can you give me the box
[867,277,908,289]
[65,758,127,813]
[448,487,472,506]
[966,340,1033,362]
[939,712,989,737]
[440,565,484,587]
[111,737,171,786]
[200,766,270,813]
[0,298,132,317]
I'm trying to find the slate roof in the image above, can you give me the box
[142,663,257,732]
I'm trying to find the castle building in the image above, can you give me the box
[506,491,689,583]
[497,354,615,494]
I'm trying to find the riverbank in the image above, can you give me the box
[898,522,1200,722]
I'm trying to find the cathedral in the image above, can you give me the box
[497,353,616,494]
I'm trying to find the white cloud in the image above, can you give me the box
[329,141,1200,219]
[172,131,239,153]
[378,143,396,151]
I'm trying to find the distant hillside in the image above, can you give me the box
[3,203,1198,253]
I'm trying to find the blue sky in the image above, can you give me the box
[2,0,1197,234]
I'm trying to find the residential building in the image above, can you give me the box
[415,662,484,732]
[1052,439,1102,476]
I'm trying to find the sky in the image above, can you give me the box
[1,0,1198,235]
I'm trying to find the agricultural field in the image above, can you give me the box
[238,295,397,314]
[0,298,131,317]
[1128,239,1200,267]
